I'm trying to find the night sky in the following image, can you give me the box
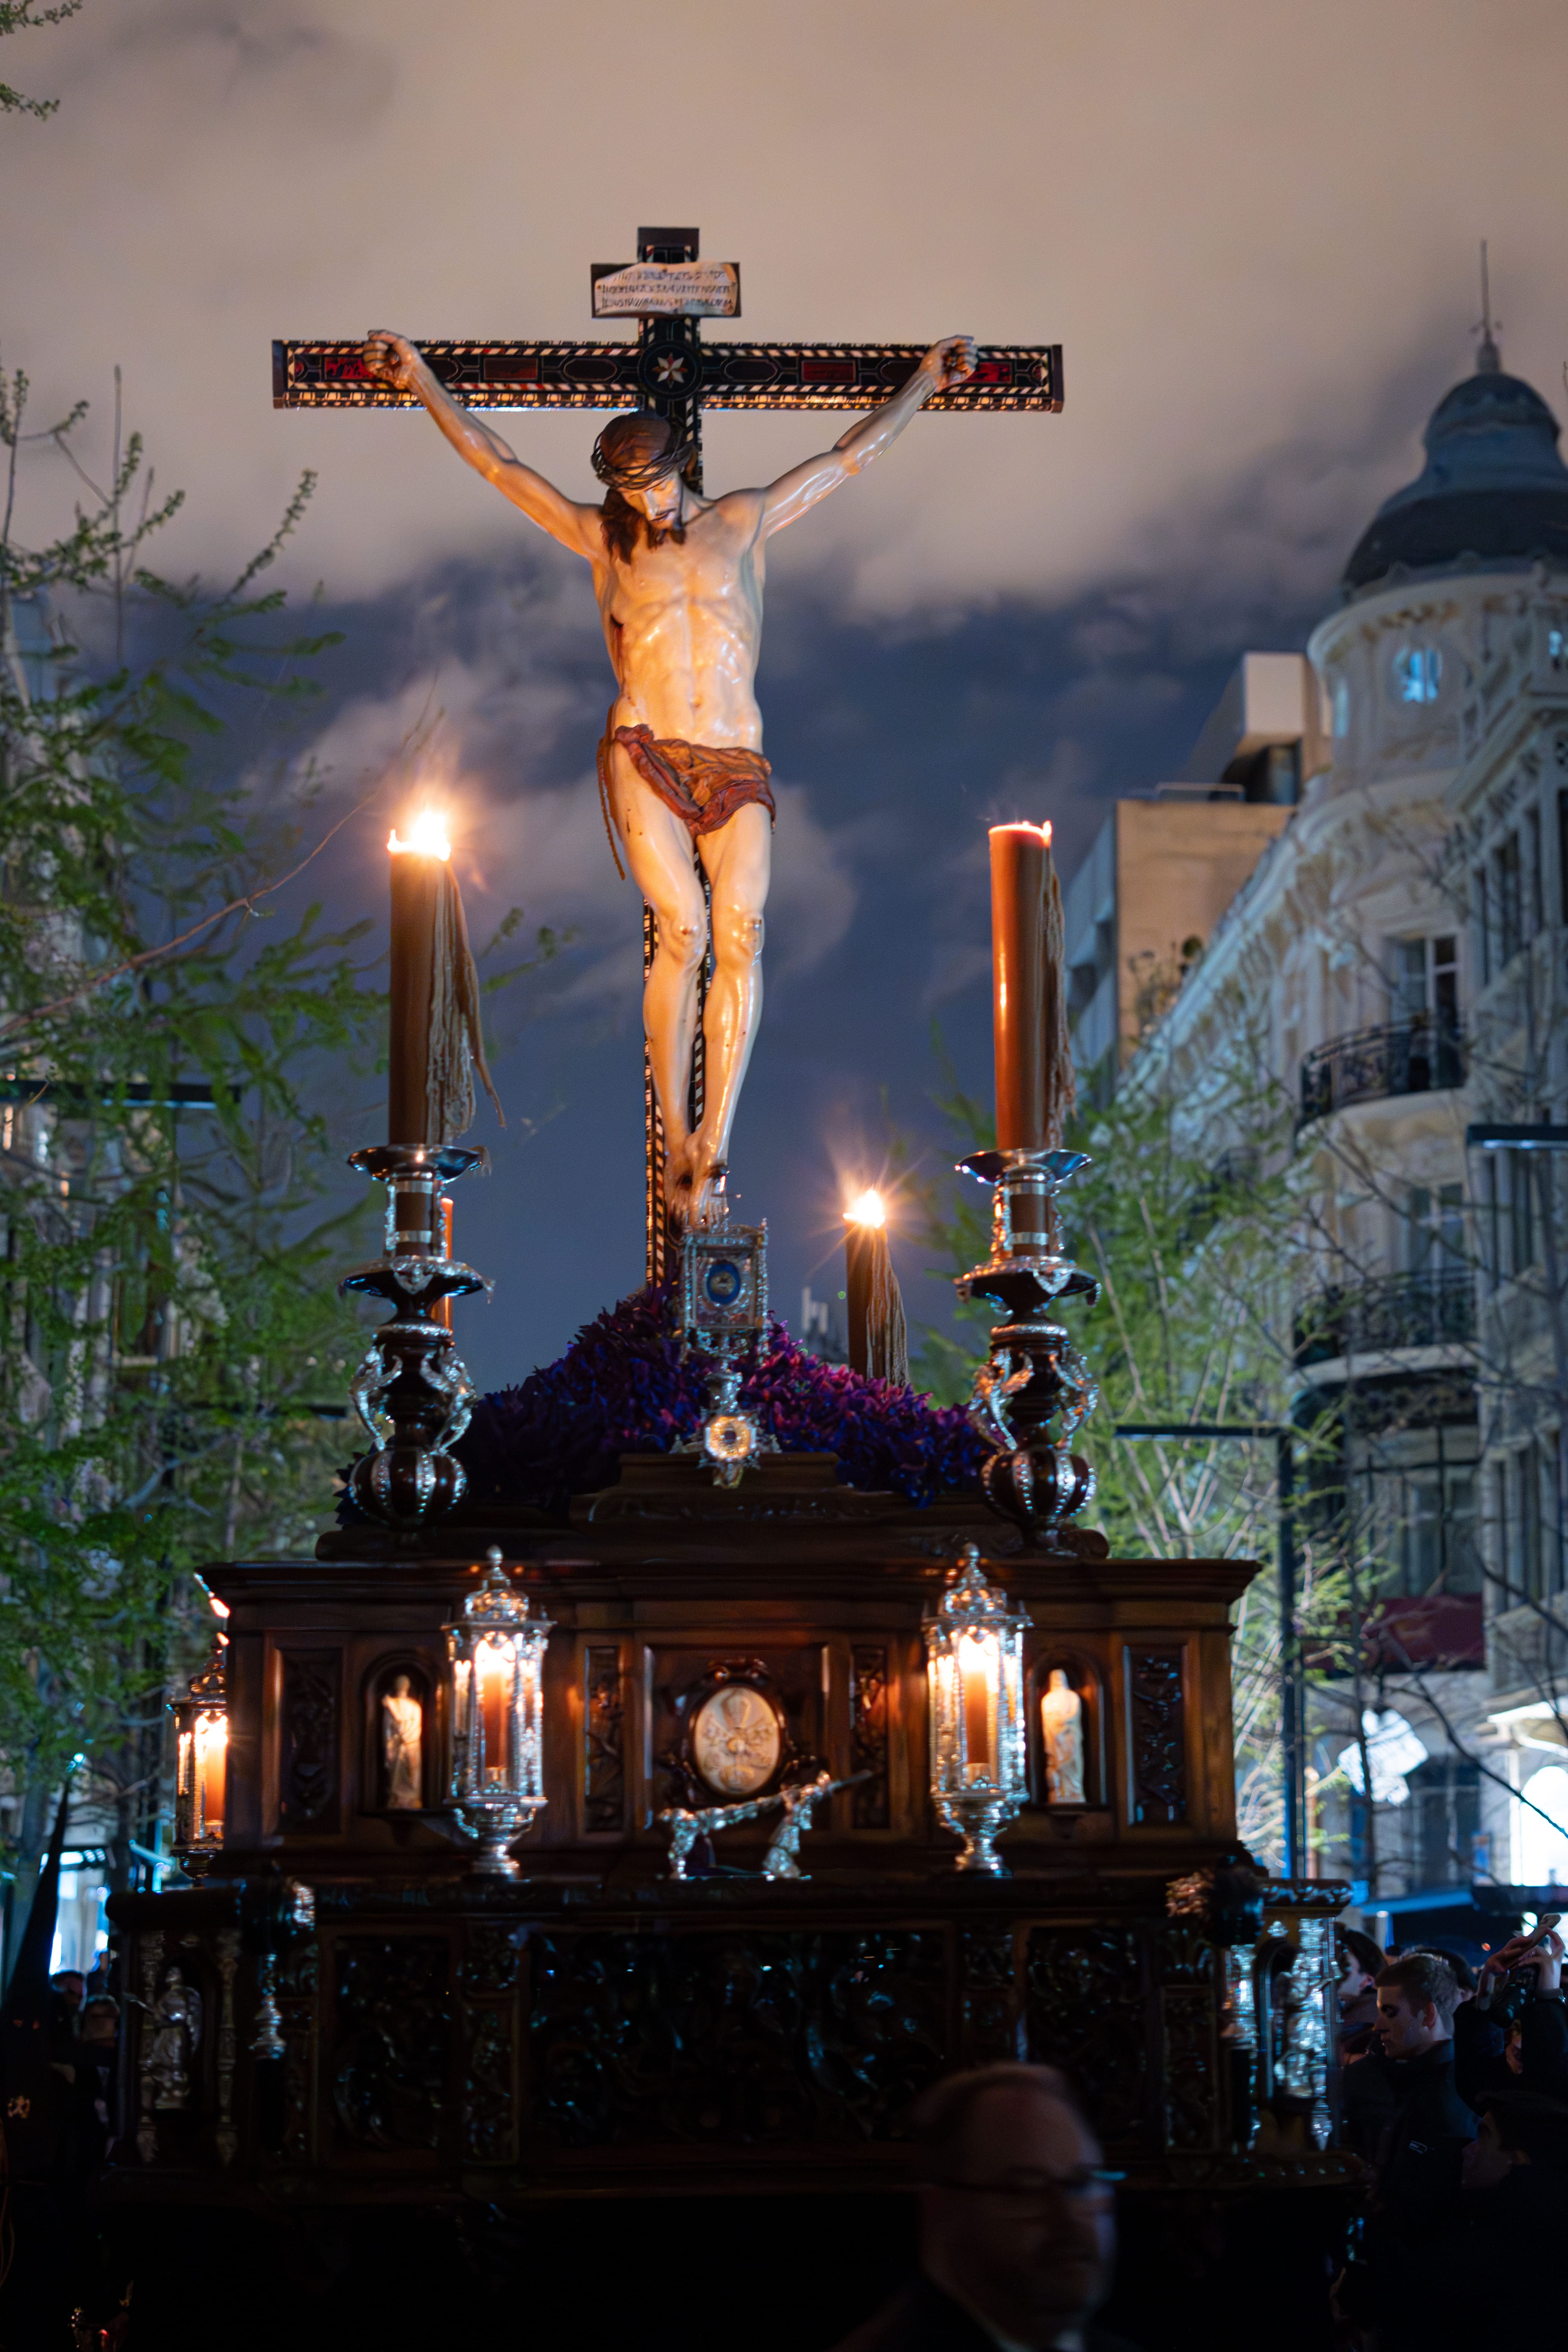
[7,0,1568,1389]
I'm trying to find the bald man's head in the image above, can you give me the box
[912,2067,1116,2348]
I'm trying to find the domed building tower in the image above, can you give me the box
[1119,318,1568,1920]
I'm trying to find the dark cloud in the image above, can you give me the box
[7,0,1567,1384]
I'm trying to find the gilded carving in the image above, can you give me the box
[849,1646,890,1829]
[528,1929,946,2147]
[331,1937,450,2151]
[280,1650,340,1832]
[1126,1647,1186,1825]
[584,1644,627,1833]
[1025,1928,1148,2149]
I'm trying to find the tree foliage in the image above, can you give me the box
[0,365,387,1882]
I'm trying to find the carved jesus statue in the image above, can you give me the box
[363,328,976,1230]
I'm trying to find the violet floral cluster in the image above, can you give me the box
[449,1281,986,1521]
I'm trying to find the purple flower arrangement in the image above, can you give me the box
[449,1280,987,1523]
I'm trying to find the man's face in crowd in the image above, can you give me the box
[51,1971,85,2015]
[921,2085,1114,2349]
[1375,1983,1447,2059]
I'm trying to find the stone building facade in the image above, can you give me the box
[1074,334,1568,1934]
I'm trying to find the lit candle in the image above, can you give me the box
[843,1190,909,1386]
[386,808,501,1149]
[477,1638,510,1782]
[196,1711,227,1833]
[988,821,1073,1152]
[958,1632,995,1780]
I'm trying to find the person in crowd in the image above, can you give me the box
[829,2064,1145,2352]
[1421,2090,1568,2343]
[1452,1925,1565,2106]
[1335,1952,1477,2352]
[1335,1928,1384,2063]
[50,1968,86,2028]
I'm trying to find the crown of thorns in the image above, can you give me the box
[591,421,696,491]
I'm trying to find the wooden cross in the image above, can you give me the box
[274,228,1063,1283]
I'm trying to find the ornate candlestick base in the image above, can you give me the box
[451,1797,544,1879]
[934,1784,1024,1876]
[340,1144,492,1525]
[956,1148,1107,1556]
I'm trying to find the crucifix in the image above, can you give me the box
[274,228,1063,1284]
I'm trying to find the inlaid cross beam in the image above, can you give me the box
[274,229,1062,1283]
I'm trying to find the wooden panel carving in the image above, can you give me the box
[958,1926,1023,2066]
[849,1645,891,1829]
[527,1929,945,2147]
[1125,1646,1186,1825]
[463,2004,514,2161]
[331,1937,449,2151]
[1158,1923,1220,2152]
[1025,1927,1149,2150]
[280,1649,340,1833]
[583,1645,627,1833]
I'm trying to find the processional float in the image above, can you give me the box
[103,234,1350,2349]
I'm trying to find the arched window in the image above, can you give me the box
[1391,645,1442,706]
[1518,1763,1568,1885]
[1332,678,1351,739]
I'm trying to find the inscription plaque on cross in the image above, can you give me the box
[274,228,1062,1282]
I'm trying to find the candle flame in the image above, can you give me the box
[388,808,452,860]
[845,1188,886,1229]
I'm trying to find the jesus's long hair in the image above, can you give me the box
[596,414,690,564]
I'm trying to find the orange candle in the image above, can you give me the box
[477,1640,510,1781]
[197,1712,227,1833]
[988,822,1073,1152]
[959,1634,993,1779]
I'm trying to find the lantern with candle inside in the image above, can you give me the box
[923,1544,1029,1874]
[843,1190,909,1387]
[340,803,500,1526]
[170,1638,228,1879]
[954,820,1106,1555]
[443,1548,553,1876]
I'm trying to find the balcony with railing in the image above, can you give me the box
[1298,1018,1465,1128]
[1293,1269,1476,1368]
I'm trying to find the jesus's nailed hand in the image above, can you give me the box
[362,330,424,393]
[921,334,978,394]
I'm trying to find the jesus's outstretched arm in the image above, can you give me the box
[753,334,976,538]
[362,330,603,558]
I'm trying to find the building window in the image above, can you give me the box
[1406,1182,1465,1276]
[1559,788,1568,928]
[1493,834,1523,965]
[1332,678,1351,739]
[1517,1762,1568,1885]
[1527,804,1544,935]
[1508,1151,1536,1275]
[1389,935,1460,1029]
[1392,645,1443,704]
[1473,866,1491,985]
[1408,1754,1481,1888]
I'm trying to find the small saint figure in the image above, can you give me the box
[382,1673,423,1810]
[362,326,976,1231]
[146,1966,202,2109]
[1040,1667,1086,1806]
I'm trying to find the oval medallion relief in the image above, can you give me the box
[691,1684,780,1798]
